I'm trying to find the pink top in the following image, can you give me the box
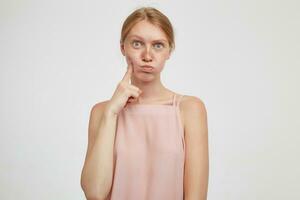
[106,93,185,200]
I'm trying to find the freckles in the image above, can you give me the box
[129,54,139,63]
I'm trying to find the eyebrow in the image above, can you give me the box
[128,35,168,43]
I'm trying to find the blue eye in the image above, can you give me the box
[154,43,164,49]
[131,40,165,50]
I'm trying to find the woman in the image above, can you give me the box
[81,6,209,200]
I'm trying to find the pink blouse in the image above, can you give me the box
[106,93,185,200]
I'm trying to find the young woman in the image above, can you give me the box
[81,7,209,200]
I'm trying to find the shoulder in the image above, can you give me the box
[180,95,207,113]
[90,100,110,116]
[178,95,207,129]
[88,100,110,131]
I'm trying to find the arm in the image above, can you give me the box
[80,101,117,200]
[182,96,209,200]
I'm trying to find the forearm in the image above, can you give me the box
[81,112,118,200]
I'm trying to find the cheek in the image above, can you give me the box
[157,54,169,64]
[155,65,164,72]
[127,54,139,67]
[125,54,140,72]
[125,46,138,58]
[154,55,169,72]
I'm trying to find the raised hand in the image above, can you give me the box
[105,59,142,115]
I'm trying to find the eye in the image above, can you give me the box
[132,40,142,48]
[154,43,164,49]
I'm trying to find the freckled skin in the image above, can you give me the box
[120,20,171,83]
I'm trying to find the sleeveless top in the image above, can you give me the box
[106,93,185,200]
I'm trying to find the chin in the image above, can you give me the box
[135,72,156,82]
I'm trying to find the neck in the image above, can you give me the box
[130,75,172,103]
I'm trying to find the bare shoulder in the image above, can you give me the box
[87,100,110,142]
[88,99,111,131]
[180,95,206,112]
[178,95,207,130]
[90,100,110,118]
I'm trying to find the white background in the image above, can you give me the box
[1,0,299,199]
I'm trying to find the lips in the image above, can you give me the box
[141,65,154,72]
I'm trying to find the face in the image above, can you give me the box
[120,20,171,80]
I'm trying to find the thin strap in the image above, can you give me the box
[174,94,185,152]
[172,93,177,106]
[176,95,185,107]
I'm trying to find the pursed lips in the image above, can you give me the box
[140,65,154,72]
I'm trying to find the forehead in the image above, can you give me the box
[127,20,168,42]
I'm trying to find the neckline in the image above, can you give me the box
[127,93,177,107]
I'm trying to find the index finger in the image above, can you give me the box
[121,59,133,83]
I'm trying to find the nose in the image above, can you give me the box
[142,46,153,62]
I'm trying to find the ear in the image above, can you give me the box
[120,42,126,56]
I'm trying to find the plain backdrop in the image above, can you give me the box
[1,0,299,199]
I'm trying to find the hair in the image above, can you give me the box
[120,7,175,53]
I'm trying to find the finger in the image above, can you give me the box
[127,89,140,99]
[128,84,142,94]
[121,59,134,83]
[128,97,137,102]
[128,96,139,103]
